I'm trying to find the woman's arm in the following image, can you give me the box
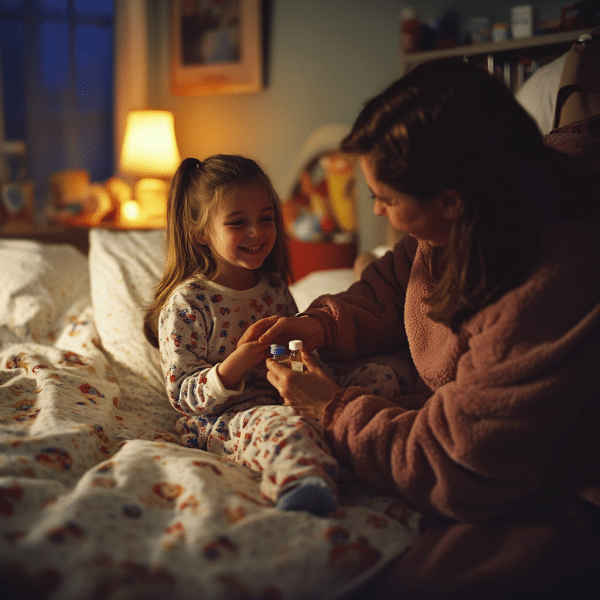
[307,236,418,361]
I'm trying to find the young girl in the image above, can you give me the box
[143,154,343,515]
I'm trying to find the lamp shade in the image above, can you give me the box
[119,110,180,178]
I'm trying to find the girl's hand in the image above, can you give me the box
[266,351,340,420]
[217,341,270,390]
[239,314,325,352]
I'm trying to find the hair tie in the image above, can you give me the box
[196,160,201,169]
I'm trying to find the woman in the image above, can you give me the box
[241,59,600,599]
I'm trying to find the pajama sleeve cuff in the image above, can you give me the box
[207,364,245,400]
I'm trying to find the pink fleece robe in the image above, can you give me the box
[307,218,600,523]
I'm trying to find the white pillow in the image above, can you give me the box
[89,228,166,392]
[289,267,355,312]
[0,239,89,344]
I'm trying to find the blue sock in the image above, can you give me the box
[276,476,338,516]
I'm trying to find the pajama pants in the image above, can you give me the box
[178,403,338,502]
[177,349,415,503]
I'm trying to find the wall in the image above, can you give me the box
[147,0,405,252]
[145,0,569,252]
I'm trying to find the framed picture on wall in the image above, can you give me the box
[170,0,263,96]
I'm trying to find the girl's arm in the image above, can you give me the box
[158,288,249,417]
[216,340,270,390]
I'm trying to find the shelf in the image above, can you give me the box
[400,28,596,74]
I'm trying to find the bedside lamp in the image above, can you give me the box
[118,110,180,227]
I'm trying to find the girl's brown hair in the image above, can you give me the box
[341,58,598,332]
[143,154,290,347]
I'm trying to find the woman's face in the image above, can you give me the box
[360,155,459,247]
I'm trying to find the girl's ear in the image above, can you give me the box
[196,228,210,246]
[437,189,464,221]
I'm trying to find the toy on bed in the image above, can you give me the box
[0,229,419,600]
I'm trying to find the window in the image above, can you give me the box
[0,0,114,215]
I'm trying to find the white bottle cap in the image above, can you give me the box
[289,340,303,351]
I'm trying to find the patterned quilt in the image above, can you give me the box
[0,230,419,600]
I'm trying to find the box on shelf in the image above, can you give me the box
[511,5,539,39]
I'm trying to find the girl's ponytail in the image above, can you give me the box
[143,158,211,347]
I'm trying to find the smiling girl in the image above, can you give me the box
[143,155,339,515]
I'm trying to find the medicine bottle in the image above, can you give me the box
[400,7,422,54]
[270,344,287,363]
[288,340,304,372]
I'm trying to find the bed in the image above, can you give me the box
[0,228,418,600]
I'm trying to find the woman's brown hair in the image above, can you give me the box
[143,154,290,347]
[341,58,597,332]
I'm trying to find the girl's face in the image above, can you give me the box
[360,155,460,247]
[199,182,277,289]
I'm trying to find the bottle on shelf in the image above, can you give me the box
[400,7,422,54]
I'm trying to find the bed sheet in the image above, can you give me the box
[0,231,419,600]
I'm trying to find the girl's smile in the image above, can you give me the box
[240,242,268,254]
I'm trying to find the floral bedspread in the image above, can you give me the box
[0,232,419,600]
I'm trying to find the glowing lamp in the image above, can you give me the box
[119,110,180,227]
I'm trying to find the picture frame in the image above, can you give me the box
[170,0,263,96]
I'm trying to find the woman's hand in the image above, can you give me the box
[238,314,325,352]
[266,350,340,420]
[237,315,281,345]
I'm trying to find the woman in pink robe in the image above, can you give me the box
[242,59,600,599]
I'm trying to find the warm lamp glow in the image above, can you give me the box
[121,200,140,221]
[118,110,180,228]
[119,110,180,178]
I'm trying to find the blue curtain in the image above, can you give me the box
[0,0,114,215]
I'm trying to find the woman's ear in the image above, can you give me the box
[437,190,464,221]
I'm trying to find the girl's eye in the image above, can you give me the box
[227,220,245,227]
[261,215,275,223]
